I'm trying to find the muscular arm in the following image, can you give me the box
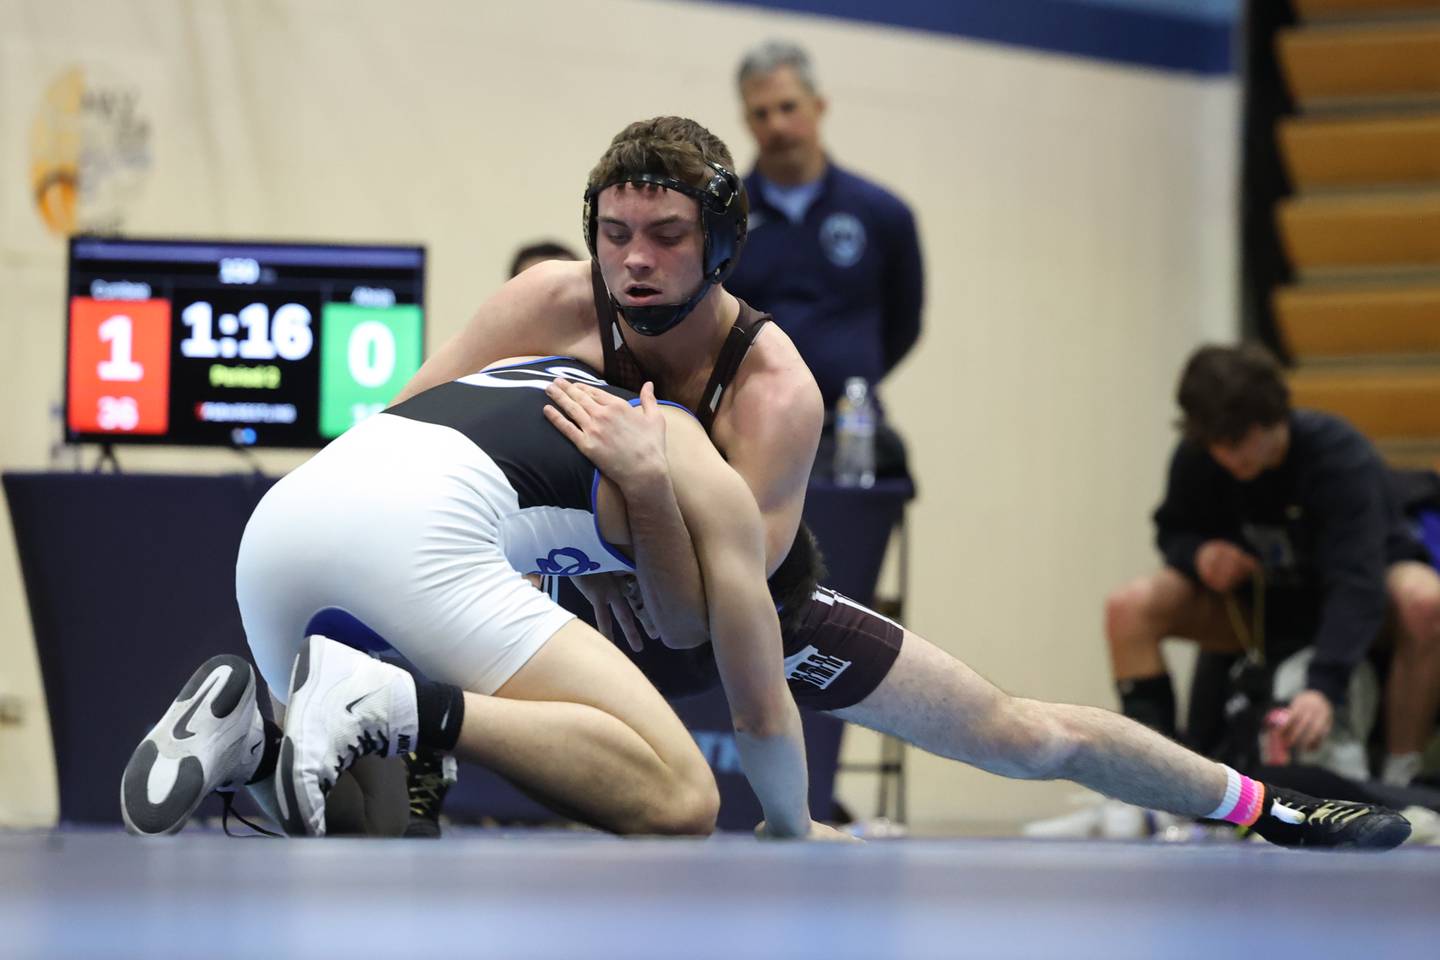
[546,381,710,650]
[622,470,709,649]
[664,411,811,837]
[718,356,826,577]
[393,260,595,405]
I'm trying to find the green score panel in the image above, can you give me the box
[318,303,424,439]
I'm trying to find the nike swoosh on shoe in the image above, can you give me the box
[173,675,221,740]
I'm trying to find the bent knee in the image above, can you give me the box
[641,773,719,837]
[1106,570,1198,642]
[1105,577,1162,642]
[1394,579,1440,648]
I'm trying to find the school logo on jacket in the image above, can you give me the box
[820,212,866,267]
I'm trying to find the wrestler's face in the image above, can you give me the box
[1209,420,1289,482]
[594,183,705,306]
[741,65,825,174]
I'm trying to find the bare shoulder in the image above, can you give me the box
[399,258,601,401]
[512,259,598,343]
[723,324,824,453]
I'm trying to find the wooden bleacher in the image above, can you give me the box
[1291,0,1440,19]
[1278,114,1440,188]
[1278,24,1440,104]
[1269,1,1440,465]
[1277,191,1440,273]
[1276,284,1440,356]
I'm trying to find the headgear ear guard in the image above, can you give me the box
[582,160,748,336]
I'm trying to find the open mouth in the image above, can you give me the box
[624,284,662,303]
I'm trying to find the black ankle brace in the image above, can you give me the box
[414,679,465,753]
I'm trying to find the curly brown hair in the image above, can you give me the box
[586,116,743,208]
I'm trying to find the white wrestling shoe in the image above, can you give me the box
[277,635,419,837]
[121,654,266,837]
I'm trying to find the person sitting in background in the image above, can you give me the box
[510,240,580,279]
[726,39,922,480]
[1105,343,1440,787]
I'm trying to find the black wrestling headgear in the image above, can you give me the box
[582,161,747,336]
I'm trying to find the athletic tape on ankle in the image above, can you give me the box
[1208,768,1265,826]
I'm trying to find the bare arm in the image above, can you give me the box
[393,260,596,405]
[544,380,709,650]
[717,360,825,576]
[664,412,811,837]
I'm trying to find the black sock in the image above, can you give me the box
[247,719,283,785]
[413,678,465,753]
[1117,673,1177,739]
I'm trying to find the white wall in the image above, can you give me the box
[0,0,1238,829]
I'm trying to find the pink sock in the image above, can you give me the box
[1206,767,1266,826]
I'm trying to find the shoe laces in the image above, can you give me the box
[1272,793,1375,829]
[1300,801,1374,829]
[323,727,389,796]
[404,751,452,820]
[219,791,283,839]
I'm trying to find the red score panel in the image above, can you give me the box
[68,298,172,435]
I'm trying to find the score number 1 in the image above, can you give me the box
[95,314,144,429]
[68,296,171,435]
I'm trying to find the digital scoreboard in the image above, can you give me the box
[65,237,426,448]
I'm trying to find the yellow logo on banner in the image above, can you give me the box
[30,64,153,236]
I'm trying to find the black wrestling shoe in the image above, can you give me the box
[1250,787,1411,850]
[402,749,457,839]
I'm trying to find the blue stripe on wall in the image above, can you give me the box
[693,0,1234,75]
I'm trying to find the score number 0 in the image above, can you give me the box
[346,320,401,423]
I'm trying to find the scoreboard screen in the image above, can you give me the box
[65,237,426,448]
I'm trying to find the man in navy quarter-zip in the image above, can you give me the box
[727,39,922,475]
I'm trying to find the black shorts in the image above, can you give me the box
[779,587,904,710]
[595,584,905,712]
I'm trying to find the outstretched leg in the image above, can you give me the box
[832,629,1410,848]
[833,629,1229,817]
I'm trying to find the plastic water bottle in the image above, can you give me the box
[834,377,876,488]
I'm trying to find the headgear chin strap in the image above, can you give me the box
[582,161,747,337]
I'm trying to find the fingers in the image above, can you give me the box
[609,596,645,652]
[622,576,659,638]
[591,597,616,645]
[1282,706,1328,752]
[542,404,587,447]
[545,379,596,429]
[640,381,657,414]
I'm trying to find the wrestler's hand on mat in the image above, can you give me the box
[755,820,862,843]
[574,572,653,652]
[544,379,668,489]
[1282,689,1334,752]
[1194,540,1258,593]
